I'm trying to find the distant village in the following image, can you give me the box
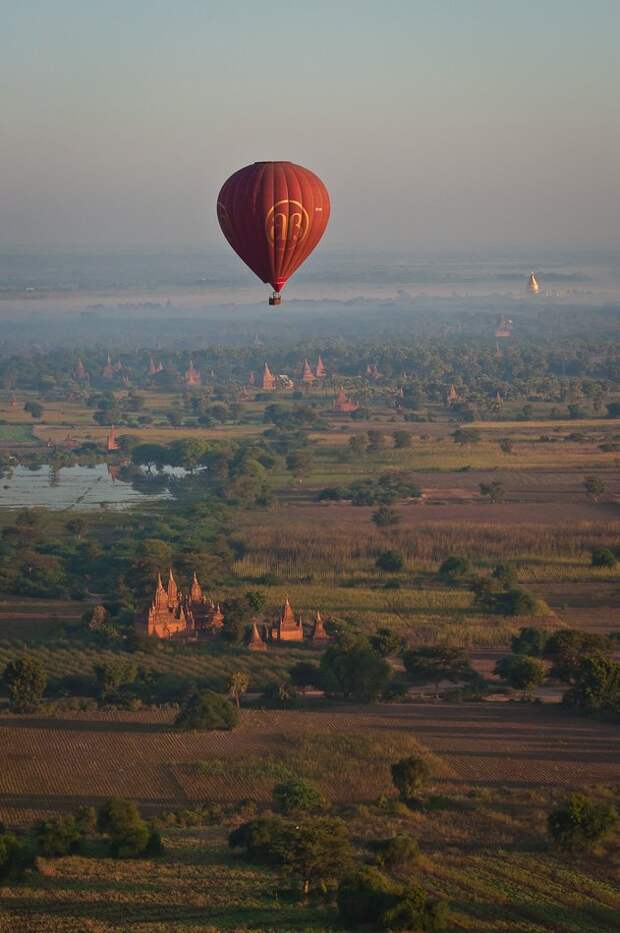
[136,569,330,651]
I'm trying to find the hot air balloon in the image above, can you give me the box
[216,161,330,305]
[527,272,540,295]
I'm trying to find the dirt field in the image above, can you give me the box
[0,703,617,827]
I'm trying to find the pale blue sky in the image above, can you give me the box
[1,0,618,250]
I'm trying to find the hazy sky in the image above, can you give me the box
[1,0,619,252]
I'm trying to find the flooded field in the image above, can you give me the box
[0,463,174,510]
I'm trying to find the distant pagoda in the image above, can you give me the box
[301,359,315,385]
[333,386,358,413]
[106,426,120,451]
[185,359,201,387]
[315,355,327,378]
[261,363,276,391]
[527,272,540,295]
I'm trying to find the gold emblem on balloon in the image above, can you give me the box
[265,200,310,249]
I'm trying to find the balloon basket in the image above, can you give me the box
[269,293,282,306]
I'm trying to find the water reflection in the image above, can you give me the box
[0,463,179,510]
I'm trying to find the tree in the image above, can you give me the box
[175,692,238,731]
[227,672,250,709]
[452,427,481,445]
[272,779,326,815]
[97,797,162,859]
[0,833,36,882]
[374,834,420,873]
[492,561,517,588]
[285,449,313,482]
[367,430,387,453]
[289,661,320,694]
[3,656,47,712]
[498,437,513,454]
[337,867,447,931]
[438,555,471,582]
[94,660,138,701]
[562,654,620,714]
[392,430,412,449]
[24,401,43,419]
[591,547,617,568]
[32,815,82,857]
[372,505,400,528]
[511,626,549,657]
[544,630,612,684]
[370,627,403,658]
[479,481,505,502]
[548,794,618,852]
[391,756,431,801]
[401,645,474,697]
[320,635,391,702]
[494,587,537,616]
[375,550,404,573]
[494,655,545,697]
[349,434,367,456]
[583,475,605,501]
[230,815,352,895]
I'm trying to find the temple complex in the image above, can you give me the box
[136,575,327,648]
[135,570,224,639]
[185,360,201,387]
[333,386,358,413]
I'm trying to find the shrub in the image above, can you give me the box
[97,797,162,859]
[511,626,549,657]
[391,756,431,801]
[376,550,404,573]
[229,816,289,865]
[174,692,238,731]
[374,834,420,872]
[3,656,47,712]
[272,779,326,815]
[0,833,36,882]
[337,867,446,931]
[31,815,82,857]
[591,547,617,568]
[438,555,471,582]
[548,793,618,852]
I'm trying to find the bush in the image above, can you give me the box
[175,691,238,731]
[272,779,326,815]
[31,815,82,857]
[0,833,36,882]
[374,834,420,872]
[511,626,549,657]
[229,816,289,865]
[337,867,446,931]
[337,866,401,926]
[548,793,618,852]
[591,547,617,568]
[97,797,162,859]
[391,756,431,801]
[438,555,471,582]
[376,550,404,573]
[3,656,47,712]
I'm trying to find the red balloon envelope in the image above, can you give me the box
[216,161,330,302]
